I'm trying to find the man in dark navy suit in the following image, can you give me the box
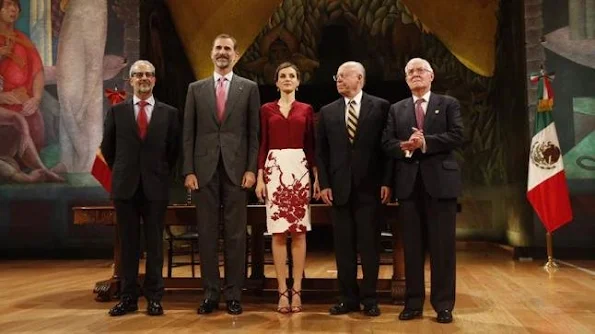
[101,60,181,317]
[382,58,464,324]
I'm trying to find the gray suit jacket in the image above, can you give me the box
[182,74,260,186]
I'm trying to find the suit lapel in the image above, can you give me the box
[146,100,164,140]
[127,99,141,140]
[221,76,241,124]
[204,77,220,124]
[335,99,351,145]
[405,98,417,132]
[424,93,440,132]
[353,93,372,144]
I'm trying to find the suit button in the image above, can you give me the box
[415,161,419,164]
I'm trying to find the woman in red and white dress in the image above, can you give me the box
[255,62,320,313]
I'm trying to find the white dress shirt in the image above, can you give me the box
[133,95,156,122]
[214,71,234,96]
[343,90,363,124]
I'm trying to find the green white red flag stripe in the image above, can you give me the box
[527,71,572,232]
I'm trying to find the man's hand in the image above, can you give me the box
[400,127,424,152]
[242,171,256,189]
[380,186,392,204]
[320,188,333,205]
[313,178,321,200]
[184,174,199,191]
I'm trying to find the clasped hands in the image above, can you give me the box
[400,127,424,155]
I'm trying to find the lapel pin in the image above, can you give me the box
[434,109,440,114]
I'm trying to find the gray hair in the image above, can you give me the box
[404,58,434,75]
[129,60,156,77]
[339,61,366,84]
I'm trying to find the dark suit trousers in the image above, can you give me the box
[195,156,247,302]
[114,183,167,302]
[331,183,382,307]
[399,170,457,312]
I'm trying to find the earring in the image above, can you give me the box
[296,87,299,91]
[276,87,280,92]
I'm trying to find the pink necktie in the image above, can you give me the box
[415,98,425,130]
[216,78,227,122]
[137,100,148,140]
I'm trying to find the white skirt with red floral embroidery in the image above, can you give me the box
[263,148,311,234]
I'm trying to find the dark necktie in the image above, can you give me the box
[415,98,425,130]
[137,100,149,140]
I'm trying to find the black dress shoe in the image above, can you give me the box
[398,308,423,320]
[147,300,164,316]
[436,310,453,323]
[108,298,138,316]
[329,302,360,315]
[226,300,243,315]
[363,304,381,317]
[197,299,219,314]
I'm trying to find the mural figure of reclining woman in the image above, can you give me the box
[0,0,64,183]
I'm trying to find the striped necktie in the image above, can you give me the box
[347,100,358,144]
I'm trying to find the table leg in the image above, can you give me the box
[94,225,121,302]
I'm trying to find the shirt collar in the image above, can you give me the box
[343,90,363,106]
[412,91,431,104]
[214,71,234,83]
[133,95,155,106]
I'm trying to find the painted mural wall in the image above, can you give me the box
[0,0,132,253]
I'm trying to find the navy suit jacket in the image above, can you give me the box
[382,93,464,199]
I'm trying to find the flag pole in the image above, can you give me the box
[543,232,559,270]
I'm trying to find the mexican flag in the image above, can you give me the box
[91,149,112,193]
[91,88,127,193]
[527,71,573,232]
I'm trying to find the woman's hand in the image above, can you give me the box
[255,179,267,203]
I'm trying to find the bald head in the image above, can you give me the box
[335,61,366,98]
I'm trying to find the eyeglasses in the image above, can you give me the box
[406,68,431,76]
[131,72,155,79]
[332,73,357,82]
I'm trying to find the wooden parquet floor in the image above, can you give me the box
[0,243,593,333]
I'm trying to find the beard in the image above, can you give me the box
[214,57,231,68]
[137,83,152,94]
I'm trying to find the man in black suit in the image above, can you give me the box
[183,34,260,315]
[101,60,181,316]
[382,58,463,324]
[316,61,392,317]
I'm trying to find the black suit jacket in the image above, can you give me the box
[100,99,181,201]
[182,74,260,186]
[316,92,392,205]
[382,93,464,199]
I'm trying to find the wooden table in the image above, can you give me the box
[72,203,405,303]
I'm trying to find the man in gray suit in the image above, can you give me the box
[183,34,260,315]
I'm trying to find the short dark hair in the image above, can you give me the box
[0,0,21,11]
[213,34,237,50]
[274,62,301,82]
